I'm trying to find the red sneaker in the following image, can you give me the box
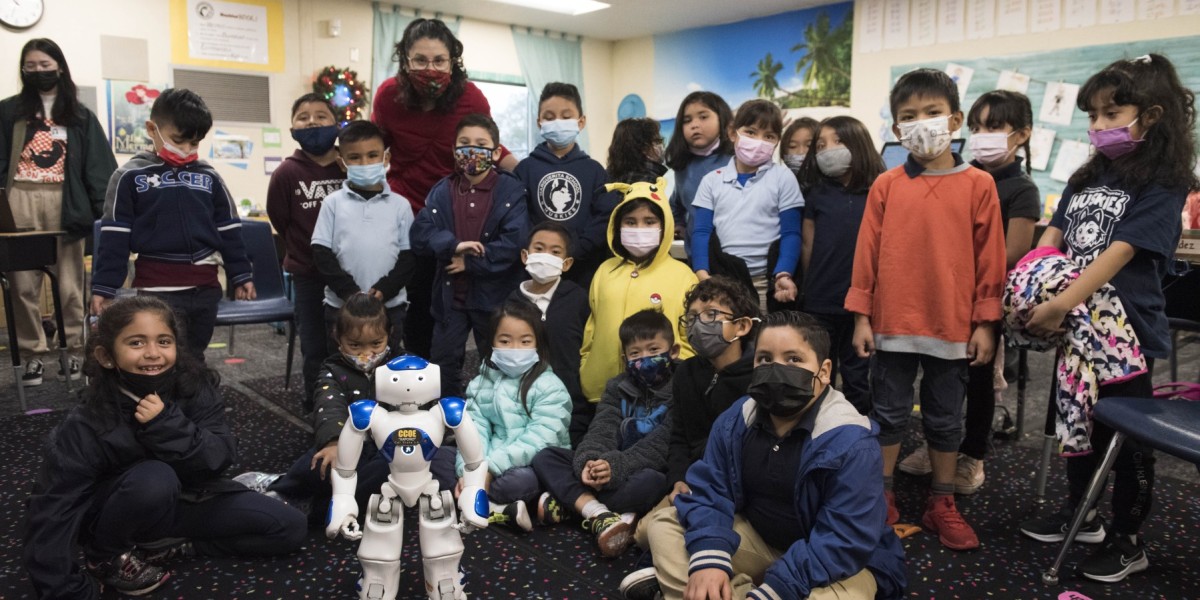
[884,490,899,526]
[922,495,979,550]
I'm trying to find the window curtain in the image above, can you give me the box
[510,27,587,154]
[372,3,461,91]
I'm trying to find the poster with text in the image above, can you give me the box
[107,81,163,156]
[1039,81,1079,126]
[187,0,268,64]
[652,2,853,120]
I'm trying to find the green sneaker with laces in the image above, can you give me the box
[582,511,633,558]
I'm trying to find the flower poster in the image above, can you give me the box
[107,81,162,156]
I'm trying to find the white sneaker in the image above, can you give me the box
[897,445,932,476]
[954,455,986,495]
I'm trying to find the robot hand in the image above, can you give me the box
[325,493,362,540]
[456,485,489,532]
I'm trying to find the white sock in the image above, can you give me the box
[620,512,636,525]
[581,500,608,519]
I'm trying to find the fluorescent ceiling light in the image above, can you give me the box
[488,0,611,16]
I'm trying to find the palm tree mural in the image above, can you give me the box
[749,8,853,108]
[751,53,784,100]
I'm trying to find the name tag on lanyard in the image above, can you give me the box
[50,126,67,141]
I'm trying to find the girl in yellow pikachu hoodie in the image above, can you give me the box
[579,178,697,401]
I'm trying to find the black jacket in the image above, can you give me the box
[507,279,590,443]
[311,353,379,450]
[666,344,756,486]
[0,95,117,240]
[24,379,242,600]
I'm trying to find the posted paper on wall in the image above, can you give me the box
[1065,0,1098,27]
[939,0,967,43]
[1031,0,1062,31]
[1029,126,1056,171]
[997,0,1028,35]
[968,0,998,39]
[912,0,939,46]
[946,63,975,103]
[1051,140,1091,183]
[997,70,1031,94]
[1039,81,1079,126]
[187,0,269,64]
[1137,0,1173,19]
[859,0,885,53]
[884,0,911,49]
[1182,0,1200,15]
[1099,0,1135,23]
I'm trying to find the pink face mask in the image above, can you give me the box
[734,135,777,168]
[1088,117,1143,160]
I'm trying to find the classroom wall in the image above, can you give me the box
[0,0,613,212]
[848,0,1200,145]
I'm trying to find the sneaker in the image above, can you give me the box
[1019,508,1106,544]
[138,539,194,564]
[954,455,986,495]
[86,551,170,596]
[583,511,633,558]
[1079,532,1149,583]
[21,359,44,387]
[921,495,979,550]
[619,568,661,600]
[898,446,932,476]
[884,490,899,526]
[537,492,566,526]
[58,357,81,381]
[232,471,283,493]
[488,500,533,532]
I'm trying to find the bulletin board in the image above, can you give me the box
[892,35,1200,214]
[168,0,285,72]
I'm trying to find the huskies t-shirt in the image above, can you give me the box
[1050,174,1186,358]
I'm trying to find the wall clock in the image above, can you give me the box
[1,0,44,30]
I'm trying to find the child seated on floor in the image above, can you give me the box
[430,299,572,531]
[641,311,906,600]
[232,293,397,526]
[531,309,678,559]
[24,296,306,598]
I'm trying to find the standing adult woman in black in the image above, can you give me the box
[0,38,116,386]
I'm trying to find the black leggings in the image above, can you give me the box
[1066,359,1156,536]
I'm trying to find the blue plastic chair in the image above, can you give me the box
[215,219,297,388]
[1042,395,1200,584]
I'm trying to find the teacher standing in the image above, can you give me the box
[371,18,516,359]
[0,38,116,386]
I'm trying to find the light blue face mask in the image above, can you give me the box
[491,348,539,378]
[344,160,388,187]
[540,119,580,149]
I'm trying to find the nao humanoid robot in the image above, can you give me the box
[325,355,490,600]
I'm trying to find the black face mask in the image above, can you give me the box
[22,70,60,93]
[118,366,178,400]
[747,363,818,419]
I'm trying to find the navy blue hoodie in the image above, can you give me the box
[514,143,617,264]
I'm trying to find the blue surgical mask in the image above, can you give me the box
[491,348,539,378]
[344,160,387,188]
[540,119,580,149]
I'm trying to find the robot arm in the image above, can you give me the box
[440,397,489,531]
[325,400,377,540]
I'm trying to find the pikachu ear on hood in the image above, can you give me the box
[604,177,669,204]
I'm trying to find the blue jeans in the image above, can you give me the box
[268,441,391,524]
[290,272,330,406]
[870,350,968,452]
[531,446,668,516]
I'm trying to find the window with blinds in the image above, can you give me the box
[171,68,272,124]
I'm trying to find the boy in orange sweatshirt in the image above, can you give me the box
[846,68,1006,551]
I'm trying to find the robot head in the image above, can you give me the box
[375,355,441,409]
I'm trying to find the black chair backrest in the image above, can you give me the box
[238,219,285,300]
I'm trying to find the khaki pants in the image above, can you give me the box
[635,494,671,548]
[4,181,86,355]
[752,274,769,314]
[646,507,877,600]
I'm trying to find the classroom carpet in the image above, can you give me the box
[0,388,1197,599]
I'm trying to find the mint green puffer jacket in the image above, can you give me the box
[455,362,571,477]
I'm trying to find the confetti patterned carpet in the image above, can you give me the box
[0,387,1196,599]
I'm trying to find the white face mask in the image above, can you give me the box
[897,115,953,161]
[524,252,564,284]
[491,348,539,378]
[968,131,1016,167]
[816,146,853,178]
[620,227,662,258]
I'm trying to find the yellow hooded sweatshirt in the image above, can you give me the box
[579,179,698,401]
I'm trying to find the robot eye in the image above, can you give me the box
[391,377,399,382]
[418,376,424,381]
